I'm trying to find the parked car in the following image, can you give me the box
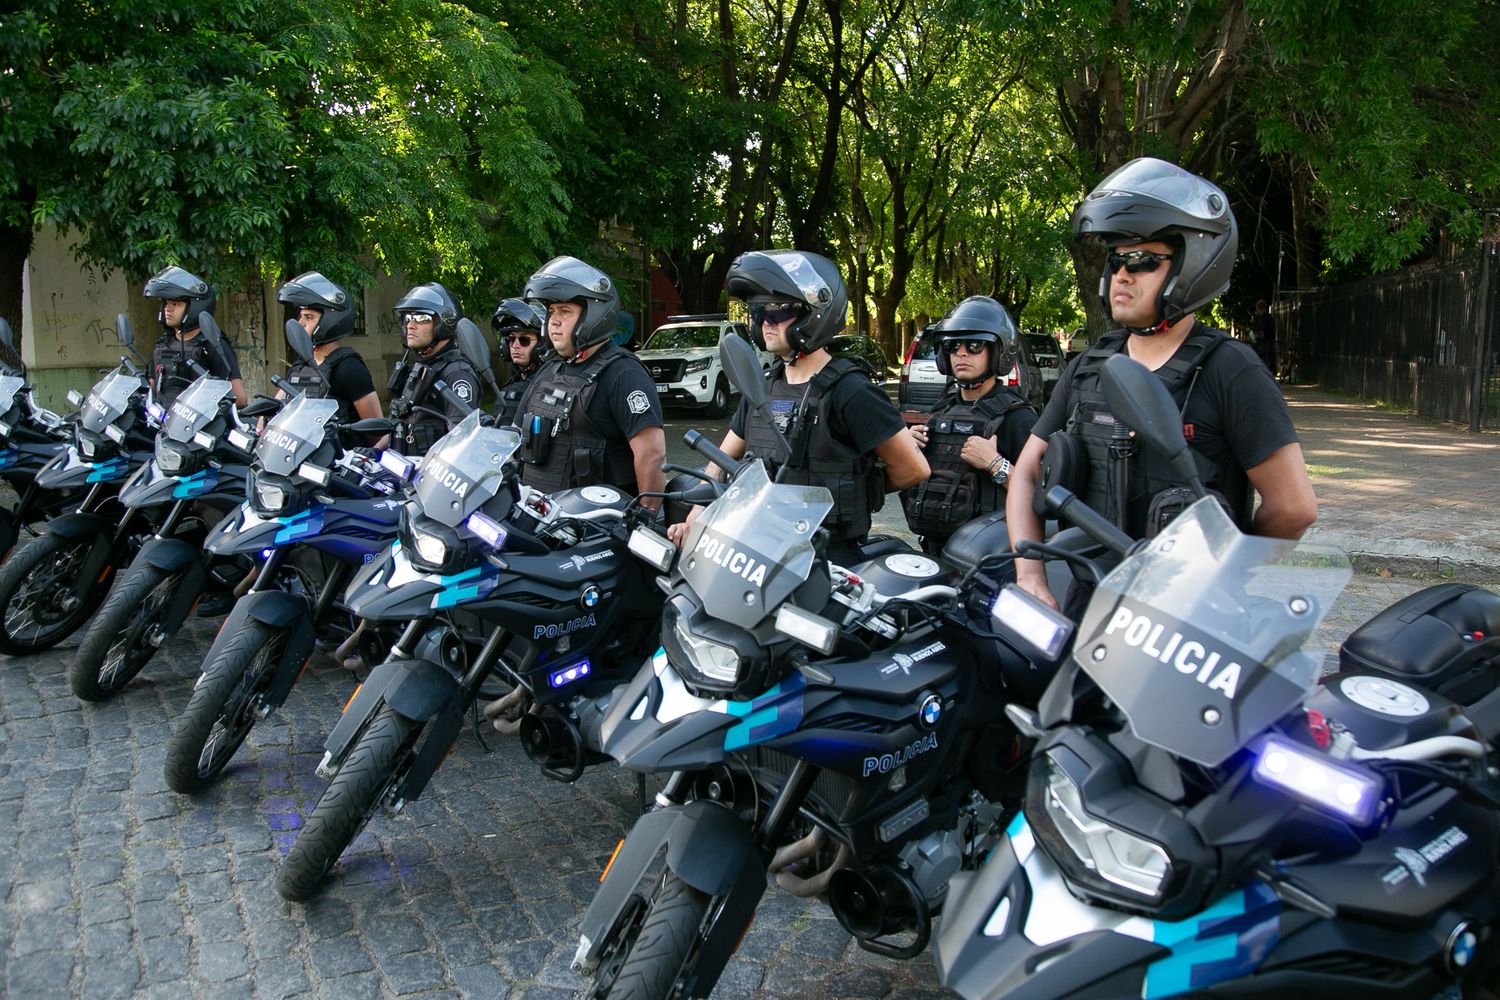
[637,314,772,417]
[898,326,1044,411]
[1023,331,1065,402]
[827,334,891,384]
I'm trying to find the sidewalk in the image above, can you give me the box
[1285,386,1500,579]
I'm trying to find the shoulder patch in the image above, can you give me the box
[626,390,650,415]
[452,379,475,402]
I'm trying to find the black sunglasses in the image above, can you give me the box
[750,302,806,326]
[1108,250,1174,274]
[505,333,536,347]
[941,338,990,356]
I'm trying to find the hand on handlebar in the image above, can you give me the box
[665,506,702,546]
[1015,560,1059,611]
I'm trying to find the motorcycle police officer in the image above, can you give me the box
[1008,157,1318,610]
[903,296,1038,556]
[144,266,246,408]
[275,272,382,422]
[493,297,549,426]
[666,250,928,565]
[383,283,481,457]
[513,256,666,505]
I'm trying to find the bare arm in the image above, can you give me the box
[1246,441,1318,540]
[1006,434,1056,608]
[666,431,746,543]
[351,391,383,421]
[629,425,668,512]
[876,427,929,490]
[230,378,248,408]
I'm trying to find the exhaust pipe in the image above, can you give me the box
[774,841,851,898]
[483,686,529,735]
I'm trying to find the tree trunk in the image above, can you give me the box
[0,207,35,353]
[1070,239,1110,342]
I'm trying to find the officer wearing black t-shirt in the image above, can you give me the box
[275,272,382,422]
[144,266,247,409]
[1008,158,1317,611]
[384,284,481,457]
[514,256,666,505]
[903,296,1037,556]
[665,250,928,566]
[493,297,549,426]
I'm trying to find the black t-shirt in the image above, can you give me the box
[729,363,906,455]
[583,343,664,444]
[324,348,376,407]
[1033,324,1298,487]
[930,384,1037,462]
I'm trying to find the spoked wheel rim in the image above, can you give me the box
[195,636,284,780]
[3,542,91,645]
[97,573,179,691]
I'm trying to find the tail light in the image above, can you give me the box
[1005,365,1020,386]
[900,338,919,384]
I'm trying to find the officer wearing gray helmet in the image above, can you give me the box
[493,297,549,426]
[276,271,382,423]
[144,265,247,409]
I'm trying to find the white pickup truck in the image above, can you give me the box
[637,314,773,417]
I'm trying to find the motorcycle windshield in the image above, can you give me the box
[0,375,24,415]
[254,395,339,476]
[413,410,522,527]
[1075,497,1351,767]
[80,371,142,432]
[164,375,233,442]
[678,461,834,629]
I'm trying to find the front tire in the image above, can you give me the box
[164,620,290,793]
[69,563,181,701]
[0,532,109,655]
[600,873,711,1000]
[704,377,730,419]
[275,704,419,902]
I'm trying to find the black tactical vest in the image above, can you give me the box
[742,358,881,544]
[390,344,477,457]
[151,333,218,408]
[286,345,363,422]
[516,344,636,494]
[901,386,1033,539]
[498,366,538,427]
[1065,325,1244,537]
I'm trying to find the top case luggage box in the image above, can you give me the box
[1338,583,1500,703]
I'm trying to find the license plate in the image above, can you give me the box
[655,384,670,392]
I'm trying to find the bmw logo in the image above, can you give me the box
[580,585,601,609]
[1446,922,1478,972]
[918,693,942,729]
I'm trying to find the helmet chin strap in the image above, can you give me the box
[954,373,988,389]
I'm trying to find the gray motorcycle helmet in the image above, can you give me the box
[492,297,547,335]
[277,271,354,345]
[143,265,216,332]
[394,283,461,340]
[523,256,620,354]
[1071,157,1237,330]
[725,250,849,355]
[932,296,1019,380]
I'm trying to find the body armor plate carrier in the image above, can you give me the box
[390,345,474,457]
[151,334,220,409]
[286,346,362,422]
[516,344,635,494]
[901,387,1033,539]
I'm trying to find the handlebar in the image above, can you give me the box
[270,374,294,395]
[432,379,476,418]
[1045,486,1134,558]
[683,429,740,476]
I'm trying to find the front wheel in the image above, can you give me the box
[598,873,711,1000]
[163,620,290,793]
[69,563,182,701]
[703,378,730,419]
[0,532,109,655]
[275,704,419,901]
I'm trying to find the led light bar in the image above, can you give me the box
[992,584,1074,660]
[192,430,215,449]
[145,401,167,424]
[548,660,592,688]
[228,429,254,450]
[67,389,85,407]
[627,527,676,572]
[774,604,838,655]
[379,450,415,481]
[296,462,331,486]
[465,510,508,550]
[1252,734,1384,826]
[104,423,125,444]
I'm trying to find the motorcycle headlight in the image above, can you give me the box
[251,472,292,516]
[1039,755,1171,900]
[410,523,450,568]
[156,441,184,473]
[672,610,741,684]
[78,433,98,460]
[682,357,711,375]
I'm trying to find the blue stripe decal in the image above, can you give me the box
[1140,882,1280,999]
[171,468,220,498]
[0,449,16,469]
[723,672,806,751]
[273,506,325,545]
[432,564,499,609]
[86,457,129,483]
[1005,812,1028,839]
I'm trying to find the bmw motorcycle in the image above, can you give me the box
[0,315,161,655]
[933,353,1500,1000]
[68,315,263,701]
[0,318,76,564]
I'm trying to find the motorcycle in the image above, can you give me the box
[68,313,267,701]
[0,315,161,655]
[571,333,1050,999]
[933,352,1500,1000]
[274,324,663,902]
[0,318,76,563]
[163,322,404,793]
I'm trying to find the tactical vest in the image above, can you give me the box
[286,345,363,422]
[1064,325,1243,537]
[151,333,219,408]
[516,344,636,494]
[498,367,537,427]
[390,345,477,457]
[742,357,881,544]
[901,386,1033,539]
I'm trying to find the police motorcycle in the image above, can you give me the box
[572,333,1047,1000]
[68,313,266,702]
[0,315,163,655]
[0,317,77,563]
[162,321,406,793]
[273,322,663,902]
[933,353,1500,1000]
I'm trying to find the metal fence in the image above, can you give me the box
[1274,243,1499,431]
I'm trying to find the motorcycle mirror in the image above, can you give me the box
[455,318,491,372]
[283,319,316,367]
[720,330,765,408]
[115,313,134,349]
[1099,352,1204,496]
[198,312,225,349]
[348,417,395,436]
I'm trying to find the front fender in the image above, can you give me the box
[195,590,316,709]
[576,800,766,994]
[131,536,208,631]
[323,657,457,763]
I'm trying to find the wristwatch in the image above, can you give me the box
[989,456,1012,486]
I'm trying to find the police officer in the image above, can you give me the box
[666,250,928,565]
[493,297,549,425]
[903,296,1037,556]
[275,272,382,422]
[144,266,246,408]
[514,256,666,504]
[1008,157,1318,610]
[384,283,481,457]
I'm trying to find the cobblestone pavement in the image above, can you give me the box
[4,557,1488,999]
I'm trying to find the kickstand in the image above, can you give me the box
[636,773,649,815]
[470,698,494,754]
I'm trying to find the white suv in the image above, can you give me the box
[638,315,770,418]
